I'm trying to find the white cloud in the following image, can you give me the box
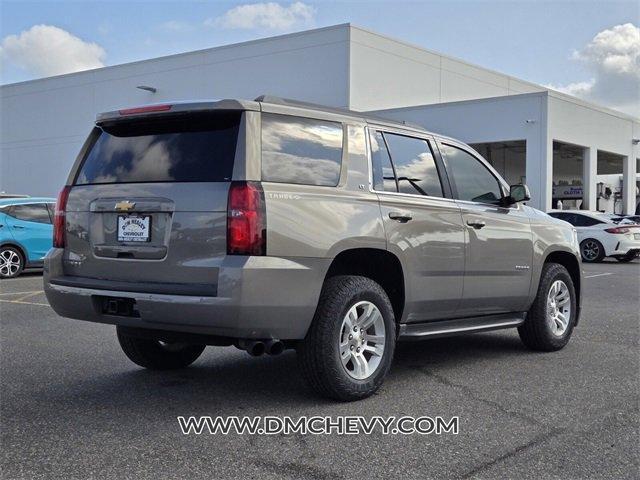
[548,23,639,116]
[208,2,316,31]
[0,24,105,78]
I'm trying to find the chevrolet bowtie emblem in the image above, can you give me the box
[115,200,136,212]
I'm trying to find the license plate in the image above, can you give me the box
[117,215,150,242]
[635,233,640,240]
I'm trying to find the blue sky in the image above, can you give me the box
[1,0,638,114]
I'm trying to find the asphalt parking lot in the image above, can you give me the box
[1,261,638,479]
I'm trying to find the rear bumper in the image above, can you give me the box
[43,249,329,340]
[609,237,640,257]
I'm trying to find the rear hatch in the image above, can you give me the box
[62,110,242,294]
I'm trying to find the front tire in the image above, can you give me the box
[116,326,205,370]
[518,263,576,351]
[580,238,605,263]
[298,275,396,401]
[0,246,24,279]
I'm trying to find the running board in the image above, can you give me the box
[398,313,526,340]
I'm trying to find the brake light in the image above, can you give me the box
[53,186,71,248]
[604,226,635,234]
[118,104,172,115]
[227,181,266,255]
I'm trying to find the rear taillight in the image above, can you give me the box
[53,186,71,248]
[227,181,266,255]
[604,227,631,234]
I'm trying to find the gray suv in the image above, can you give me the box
[44,96,582,401]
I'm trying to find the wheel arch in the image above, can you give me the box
[324,248,405,324]
[0,241,27,264]
[543,250,582,325]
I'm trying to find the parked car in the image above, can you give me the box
[547,210,640,263]
[611,215,640,225]
[0,197,56,278]
[0,193,30,199]
[44,97,582,401]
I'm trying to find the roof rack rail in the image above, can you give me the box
[254,94,432,134]
[254,94,359,116]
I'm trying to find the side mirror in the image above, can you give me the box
[508,184,531,204]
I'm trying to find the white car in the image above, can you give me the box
[547,210,640,263]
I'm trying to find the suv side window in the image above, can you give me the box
[370,131,397,192]
[7,204,52,224]
[441,143,503,205]
[383,133,443,197]
[261,113,343,186]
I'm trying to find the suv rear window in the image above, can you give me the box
[261,113,343,186]
[75,112,241,185]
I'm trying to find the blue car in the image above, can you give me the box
[0,197,56,278]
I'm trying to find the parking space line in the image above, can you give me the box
[0,299,50,307]
[14,291,44,301]
[0,290,42,296]
[584,272,613,279]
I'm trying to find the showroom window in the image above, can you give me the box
[261,113,343,186]
[441,144,503,205]
[381,133,443,197]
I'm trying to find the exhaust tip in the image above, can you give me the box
[248,341,265,357]
[266,339,284,356]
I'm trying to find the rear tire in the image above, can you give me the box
[580,238,605,263]
[0,246,24,279]
[298,275,396,401]
[116,326,205,370]
[518,263,576,351]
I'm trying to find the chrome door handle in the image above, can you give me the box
[12,225,25,229]
[466,220,486,229]
[389,211,413,223]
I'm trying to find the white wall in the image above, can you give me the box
[0,25,350,196]
[547,94,640,213]
[369,93,549,210]
[348,26,543,111]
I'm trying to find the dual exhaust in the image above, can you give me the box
[237,339,285,357]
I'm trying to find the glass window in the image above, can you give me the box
[370,131,397,192]
[261,113,343,186]
[75,112,240,185]
[441,144,503,204]
[383,133,443,197]
[548,212,568,221]
[46,203,55,220]
[560,213,579,226]
[8,204,52,224]
[573,214,603,227]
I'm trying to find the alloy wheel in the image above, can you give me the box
[546,280,571,336]
[581,240,600,261]
[339,301,386,380]
[0,249,21,278]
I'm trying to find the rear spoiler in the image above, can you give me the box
[96,99,260,124]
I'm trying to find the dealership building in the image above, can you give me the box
[1,24,638,213]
